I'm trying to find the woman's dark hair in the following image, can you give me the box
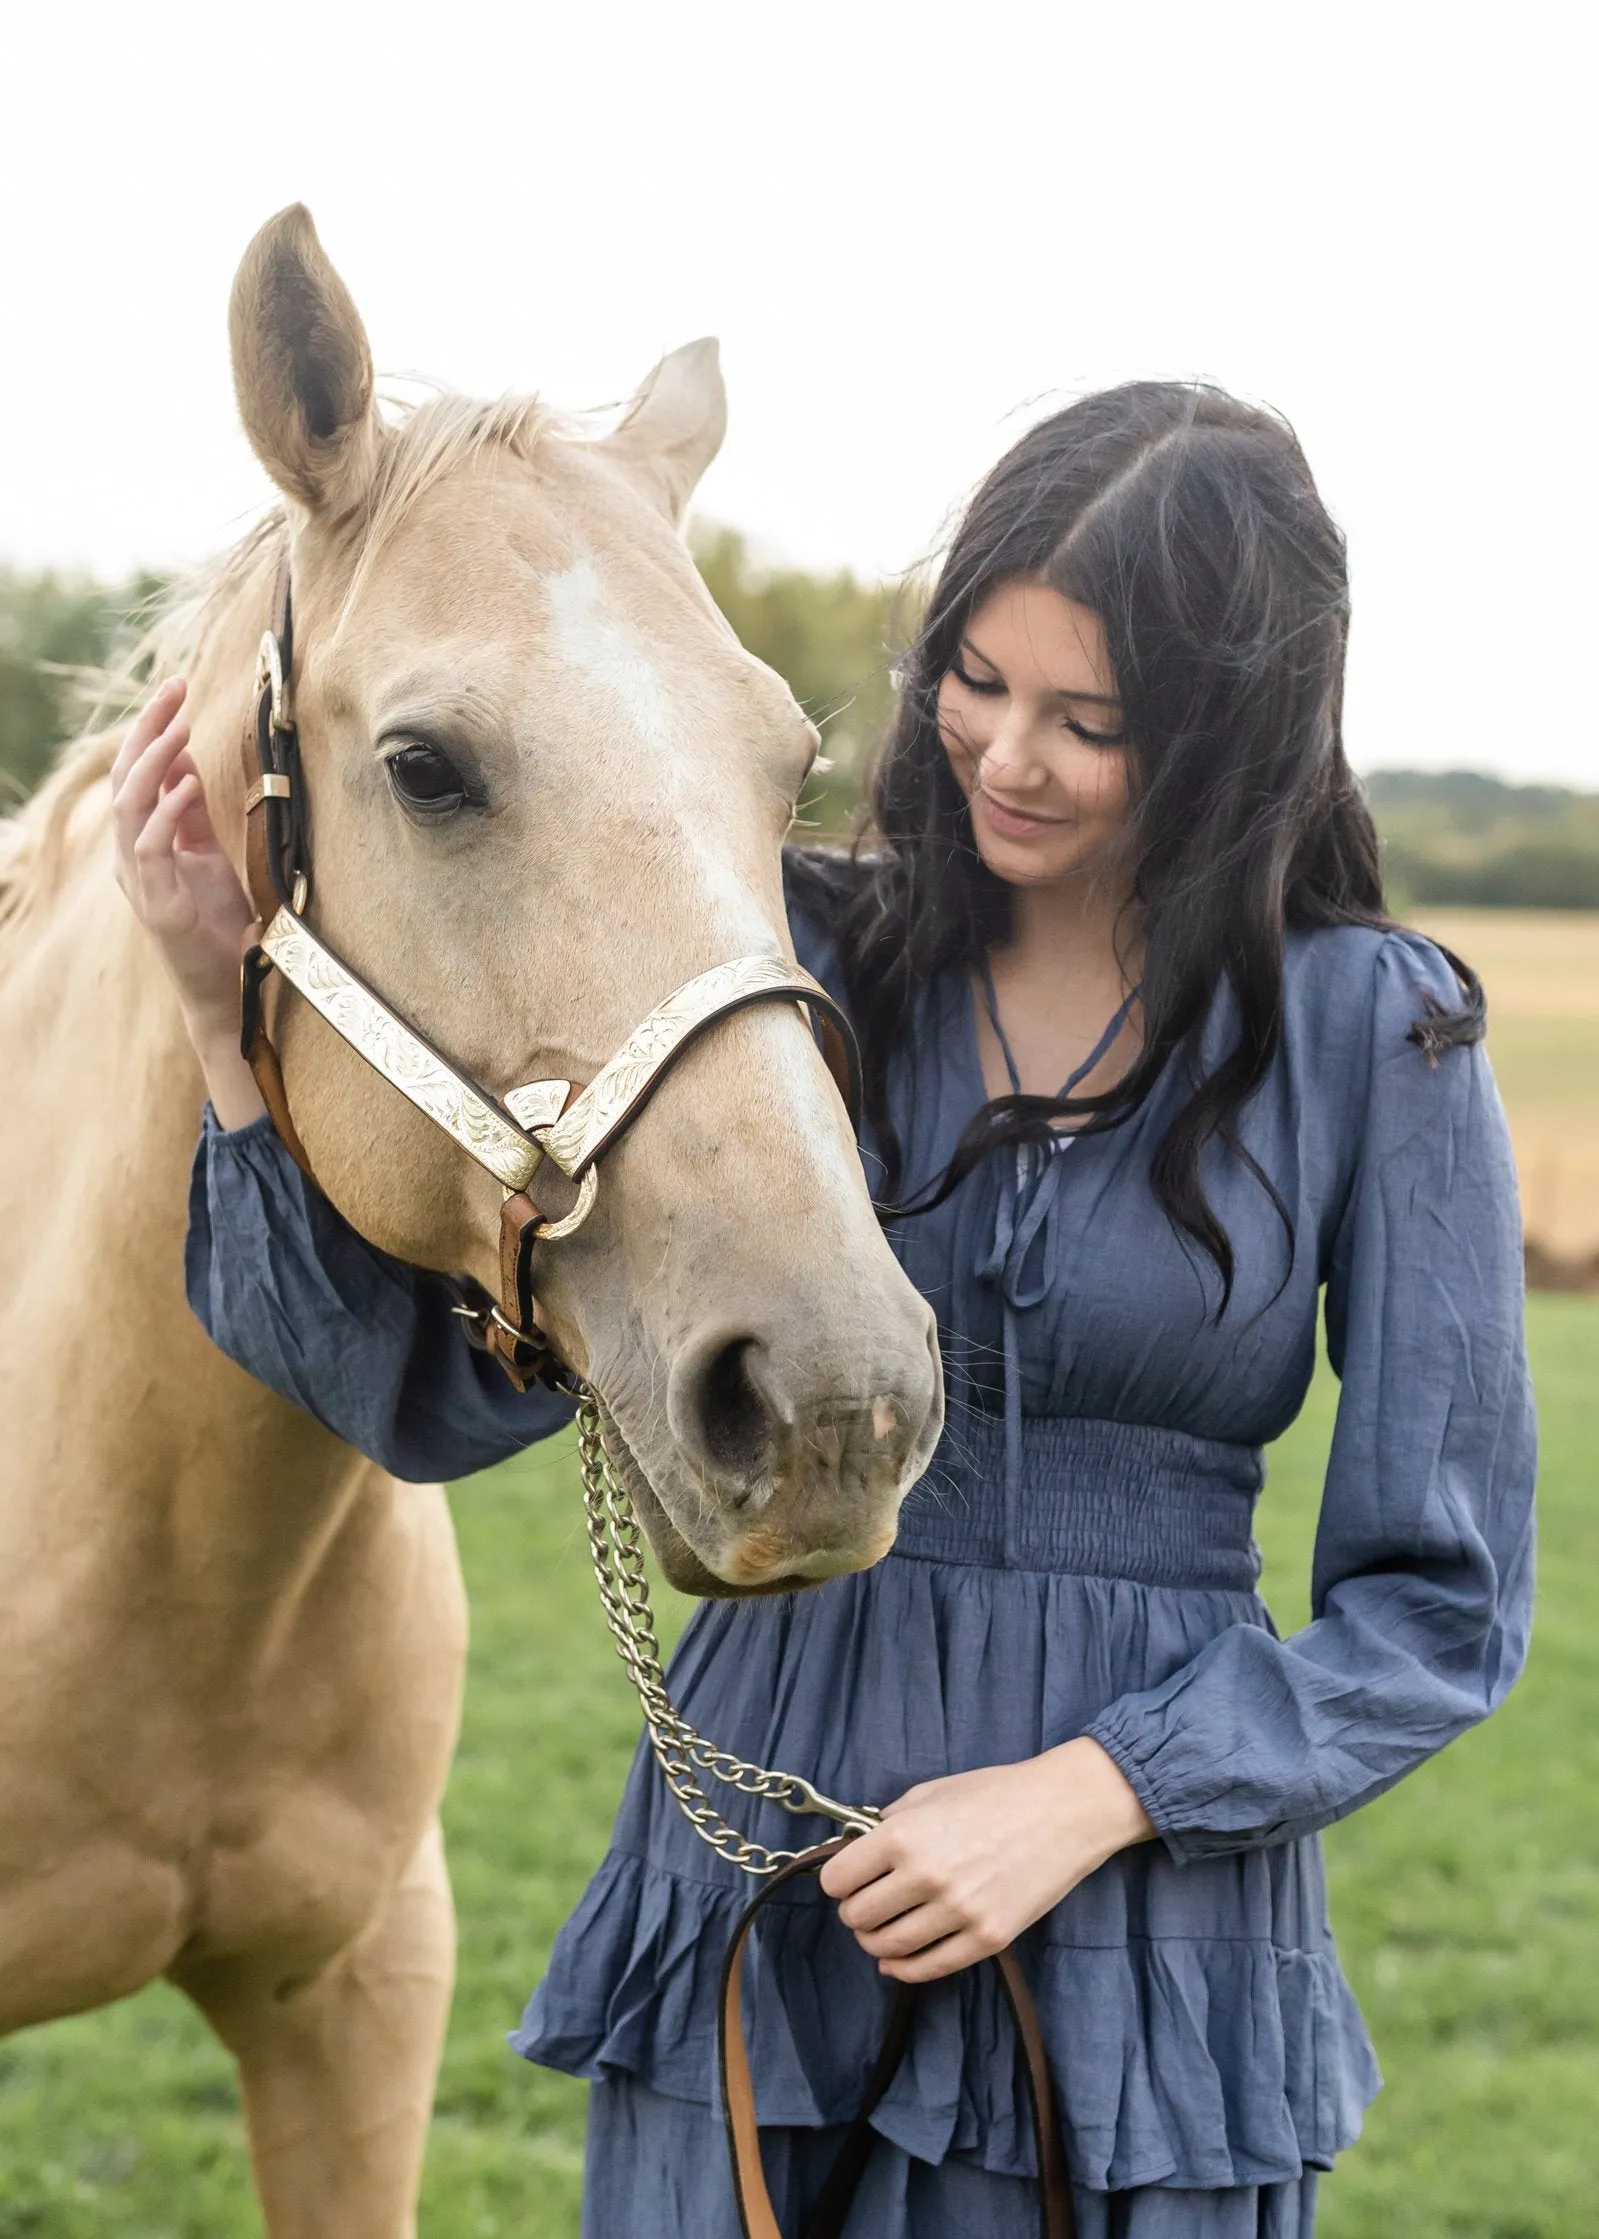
[788,380,1483,1307]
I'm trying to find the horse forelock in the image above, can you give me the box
[365,389,561,542]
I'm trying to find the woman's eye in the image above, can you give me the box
[950,661,1004,696]
[1065,717,1129,748]
[384,743,468,815]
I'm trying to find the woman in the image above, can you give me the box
[115,381,1535,2237]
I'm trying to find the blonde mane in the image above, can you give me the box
[0,388,559,945]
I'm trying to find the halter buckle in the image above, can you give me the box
[255,630,293,736]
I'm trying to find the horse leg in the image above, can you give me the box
[173,1822,455,2239]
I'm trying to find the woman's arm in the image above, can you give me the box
[114,682,574,1478]
[1081,933,1536,1858]
[187,1107,573,1477]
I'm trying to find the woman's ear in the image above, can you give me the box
[597,337,726,525]
[229,203,381,520]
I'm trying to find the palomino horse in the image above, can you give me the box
[0,206,942,2235]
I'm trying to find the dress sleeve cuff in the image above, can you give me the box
[200,1101,279,1149]
[1081,1712,1196,1866]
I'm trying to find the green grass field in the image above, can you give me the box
[1,1296,1593,2237]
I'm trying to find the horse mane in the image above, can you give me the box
[0,388,560,948]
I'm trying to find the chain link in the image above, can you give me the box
[576,1392,879,1875]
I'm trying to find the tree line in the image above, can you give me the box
[3,544,1594,908]
[1363,769,1599,912]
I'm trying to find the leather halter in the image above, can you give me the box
[238,564,860,1388]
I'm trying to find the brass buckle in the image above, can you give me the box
[255,631,293,735]
[448,1297,541,1357]
[488,1302,540,1349]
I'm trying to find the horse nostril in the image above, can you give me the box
[690,1337,777,1485]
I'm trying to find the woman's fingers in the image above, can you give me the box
[165,750,223,855]
[818,1829,894,1901]
[113,716,192,852]
[878,1929,993,1985]
[110,678,187,791]
[112,719,191,906]
[173,789,216,855]
[130,772,204,925]
[836,1868,933,1935]
[109,683,257,1057]
[849,1899,961,1960]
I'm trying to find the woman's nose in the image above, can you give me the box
[978,721,1049,791]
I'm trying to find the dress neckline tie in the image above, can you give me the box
[973,960,1140,1550]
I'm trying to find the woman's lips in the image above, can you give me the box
[974,788,1069,840]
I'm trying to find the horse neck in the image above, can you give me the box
[0,530,377,1596]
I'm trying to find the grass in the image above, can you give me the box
[1255,1297,1599,2237]
[0,1295,1593,2236]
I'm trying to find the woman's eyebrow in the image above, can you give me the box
[959,635,1122,705]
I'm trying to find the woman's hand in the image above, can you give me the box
[111,678,266,1128]
[818,1737,1155,1984]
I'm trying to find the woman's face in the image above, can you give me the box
[937,576,1134,893]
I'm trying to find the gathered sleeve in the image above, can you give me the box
[1084,934,1537,1861]
[185,1108,574,1481]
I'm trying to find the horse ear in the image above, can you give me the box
[229,204,380,517]
[599,338,727,524]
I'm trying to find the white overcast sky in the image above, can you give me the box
[1,0,1591,786]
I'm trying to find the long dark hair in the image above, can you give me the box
[788,380,1483,1307]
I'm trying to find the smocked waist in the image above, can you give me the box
[890,1410,1264,1591]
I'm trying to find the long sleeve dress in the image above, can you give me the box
[187,905,1536,2239]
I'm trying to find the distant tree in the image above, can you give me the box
[1364,768,1583,832]
[692,524,911,834]
[0,568,163,800]
[1366,769,1599,910]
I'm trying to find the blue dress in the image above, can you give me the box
[186,910,1535,2239]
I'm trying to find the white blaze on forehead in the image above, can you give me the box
[541,556,681,748]
[541,553,774,952]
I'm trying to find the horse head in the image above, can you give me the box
[216,204,943,1594]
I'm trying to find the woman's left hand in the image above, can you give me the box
[818,1737,1156,1983]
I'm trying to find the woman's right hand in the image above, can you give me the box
[111,678,267,1127]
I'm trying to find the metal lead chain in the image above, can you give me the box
[575,1392,879,1875]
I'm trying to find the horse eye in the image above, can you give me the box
[385,742,467,815]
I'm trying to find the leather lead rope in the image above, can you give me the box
[720,1840,1076,2239]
